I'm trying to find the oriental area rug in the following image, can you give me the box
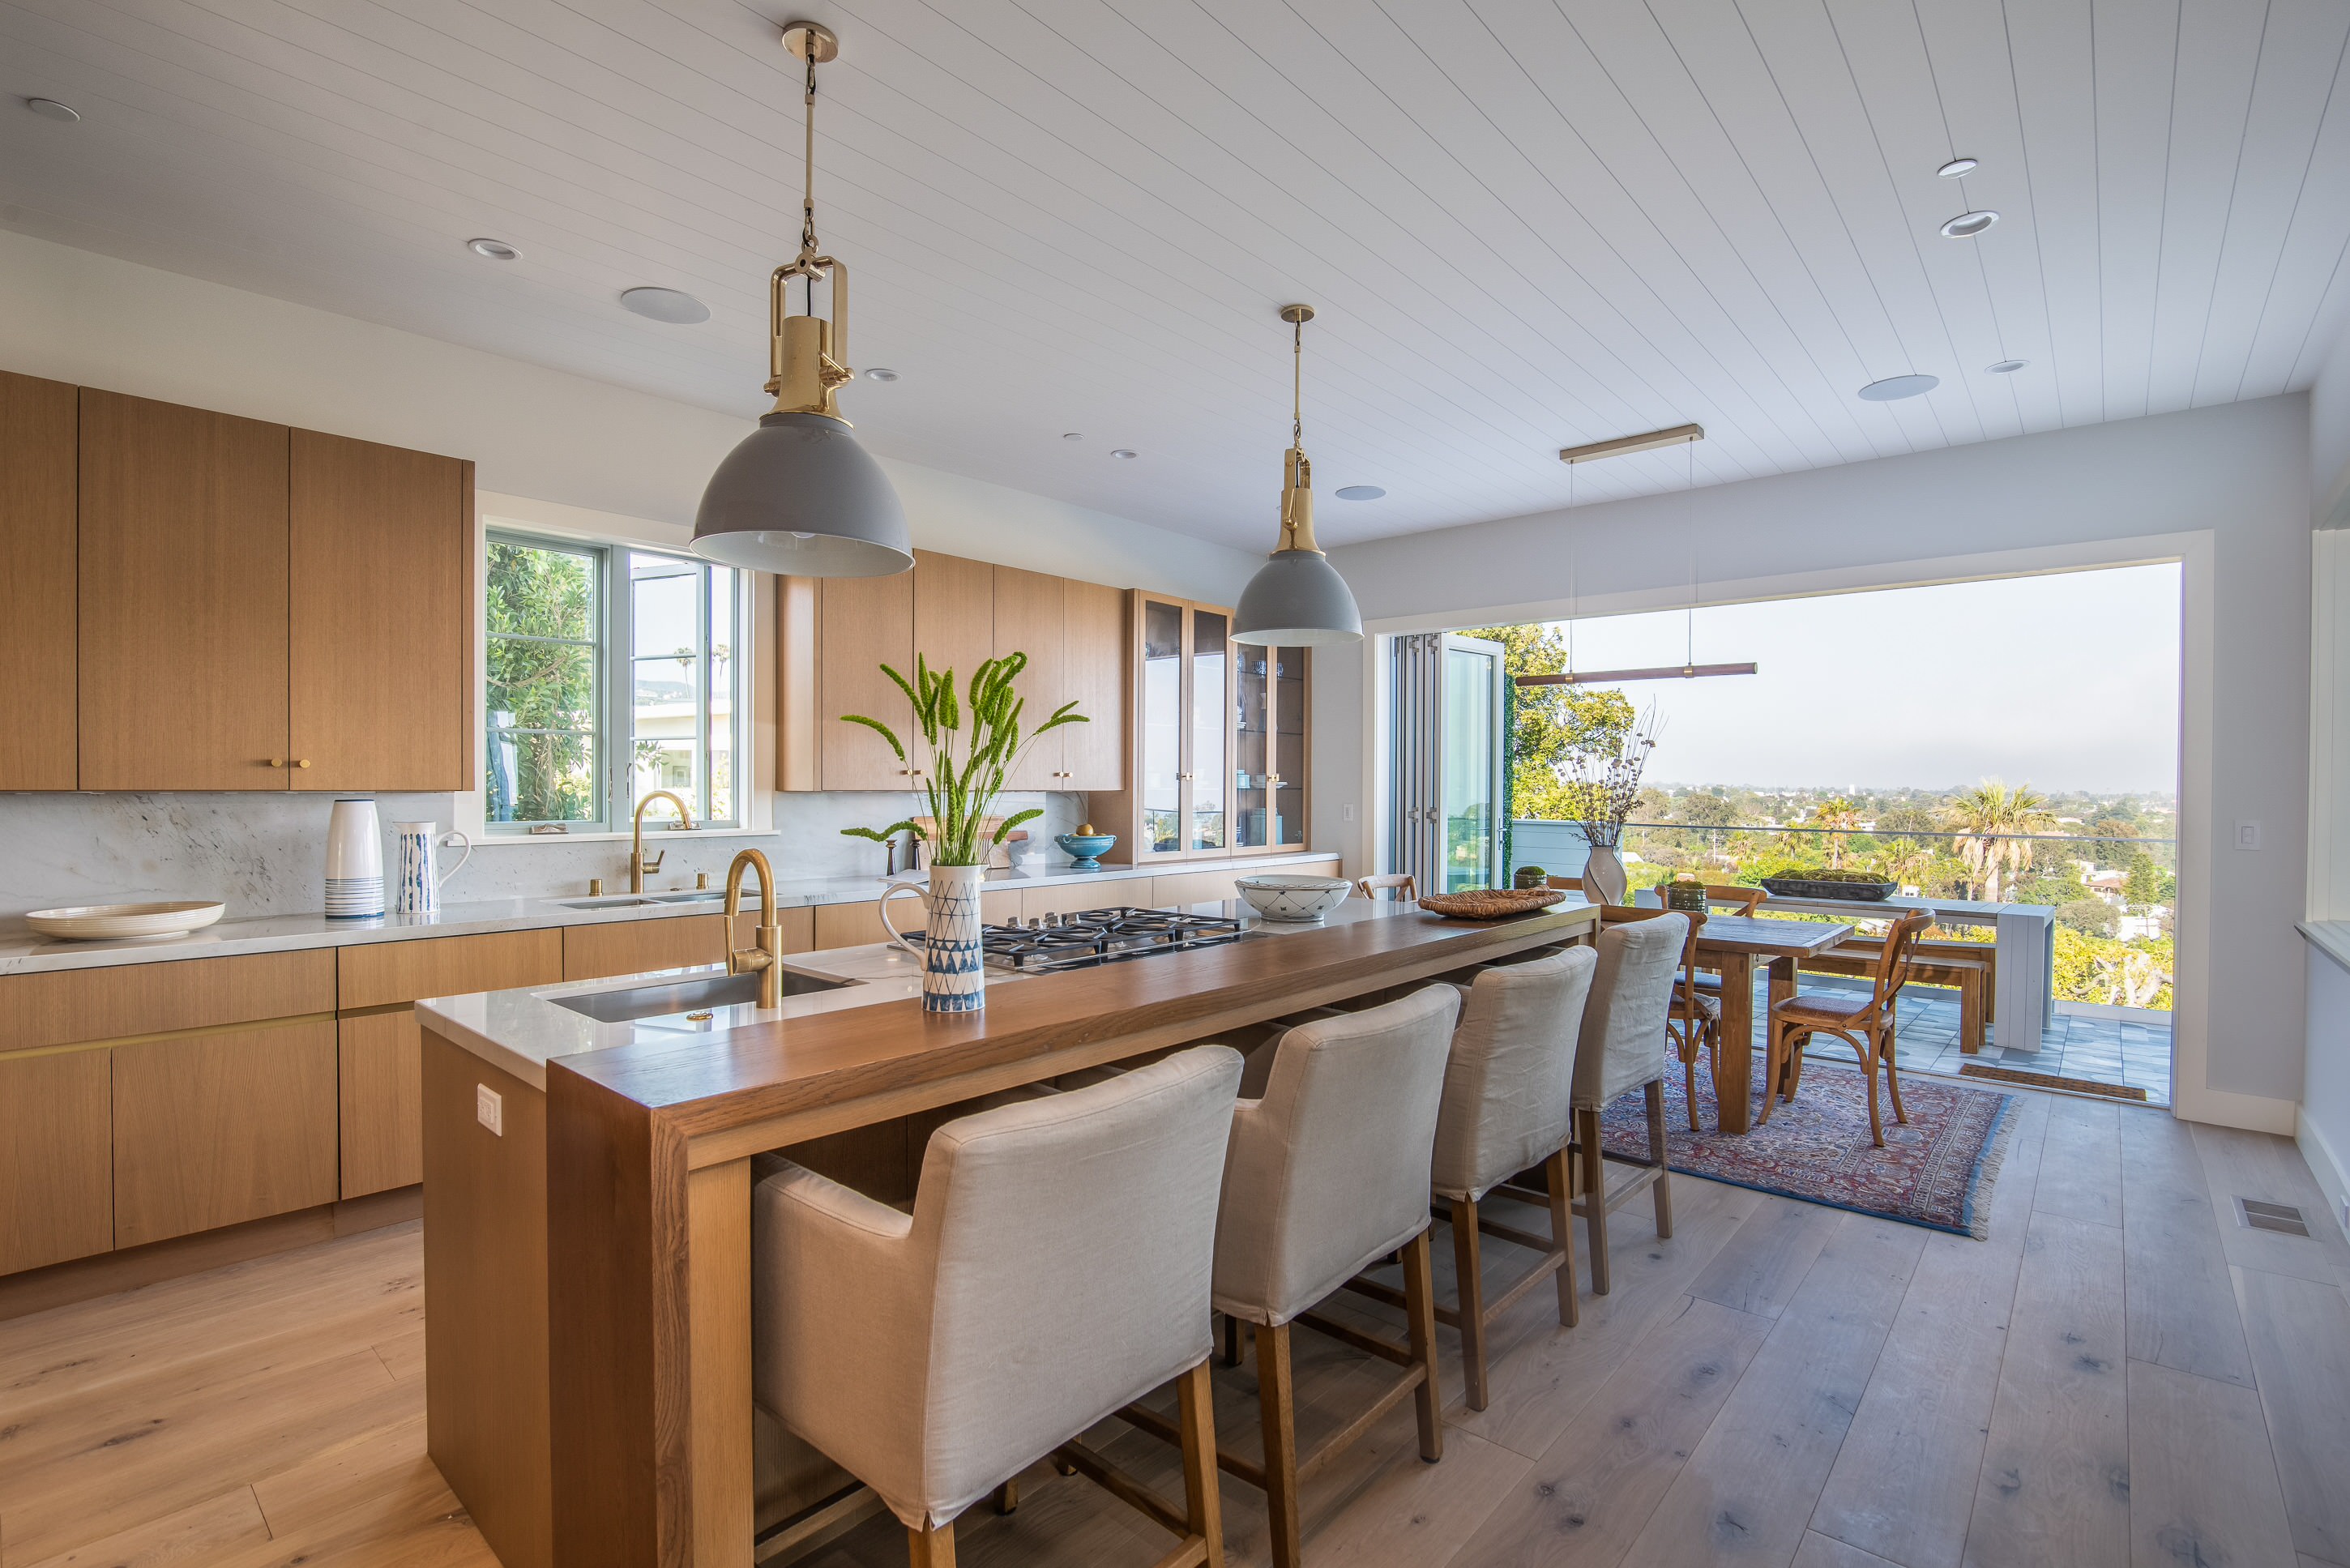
[1600,1057,2019,1239]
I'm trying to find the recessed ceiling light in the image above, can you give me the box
[1110,449,1138,459]
[619,286,708,324]
[1940,210,1999,238]
[863,366,899,382]
[1858,374,1940,402]
[1985,358,2029,374]
[468,237,520,262]
[1335,485,1386,501]
[1062,432,1083,442]
[1938,156,1978,178]
[24,98,79,124]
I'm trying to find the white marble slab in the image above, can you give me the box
[0,854,1339,977]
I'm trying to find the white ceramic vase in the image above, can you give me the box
[391,822,472,919]
[1581,842,1630,906]
[878,862,988,1013]
[325,798,385,920]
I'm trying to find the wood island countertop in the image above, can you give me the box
[421,896,1599,1568]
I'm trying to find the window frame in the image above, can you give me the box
[484,528,750,838]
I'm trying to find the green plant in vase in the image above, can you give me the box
[840,652,1085,1013]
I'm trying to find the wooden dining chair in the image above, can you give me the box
[1760,909,1933,1147]
[1357,872,1418,904]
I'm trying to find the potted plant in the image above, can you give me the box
[1513,865,1549,891]
[841,653,1084,1012]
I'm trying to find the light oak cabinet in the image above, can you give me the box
[784,552,1127,796]
[335,929,565,1199]
[291,430,472,793]
[21,384,472,793]
[78,389,293,791]
[0,370,77,792]
[0,1051,113,1275]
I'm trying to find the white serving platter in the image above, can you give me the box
[24,901,227,941]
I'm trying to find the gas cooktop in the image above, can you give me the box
[979,907,1248,972]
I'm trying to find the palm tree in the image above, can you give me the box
[1945,780,2055,901]
[1810,797,1861,868]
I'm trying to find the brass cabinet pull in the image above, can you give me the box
[266,758,285,768]
[296,758,312,769]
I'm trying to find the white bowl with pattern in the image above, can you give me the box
[1234,874,1352,924]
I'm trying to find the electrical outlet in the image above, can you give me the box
[2234,820,2262,851]
[476,1083,503,1136]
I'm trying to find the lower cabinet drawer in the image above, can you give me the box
[113,1021,340,1248]
[0,1050,113,1275]
[340,1010,425,1199]
[562,916,728,981]
[1152,869,1243,907]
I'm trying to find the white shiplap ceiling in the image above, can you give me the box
[4,0,2348,549]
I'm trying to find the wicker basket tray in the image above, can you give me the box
[1416,888,1566,920]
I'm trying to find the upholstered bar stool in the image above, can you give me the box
[752,1046,1245,1568]
[1417,946,1597,1411]
[1570,913,1686,1294]
[1187,985,1461,1568]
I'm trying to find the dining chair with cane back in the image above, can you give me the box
[1760,908,1934,1147]
[1357,873,1418,904]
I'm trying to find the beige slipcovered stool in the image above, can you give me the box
[1192,985,1462,1568]
[1570,913,1686,1294]
[1412,946,1599,1412]
[752,1045,1245,1568]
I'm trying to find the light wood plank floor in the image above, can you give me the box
[4,1092,2345,1568]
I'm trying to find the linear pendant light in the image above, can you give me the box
[692,21,912,579]
[1233,305,1362,646]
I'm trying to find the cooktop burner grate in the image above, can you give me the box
[978,907,1247,972]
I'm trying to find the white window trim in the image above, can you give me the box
[460,492,776,844]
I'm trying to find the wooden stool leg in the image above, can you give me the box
[1177,1357,1226,1568]
[992,1478,1019,1515]
[1544,1144,1579,1327]
[1256,1322,1302,1568]
[1449,1195,1490,1411]
[1578,1104,1611,1296]
[1644,1079,1673,1239]
[908,1519,956,1567]
[1400,1229,1445,1462]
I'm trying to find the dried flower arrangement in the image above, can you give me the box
[1558,705,1660,849]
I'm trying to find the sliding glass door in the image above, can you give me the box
[1391,632,1506,894]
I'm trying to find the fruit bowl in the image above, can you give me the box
[1235,874,1352,923]
[1055,832,1117,870]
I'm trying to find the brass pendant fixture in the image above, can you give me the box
[692,20,913,579]
[1233,304,1363,646]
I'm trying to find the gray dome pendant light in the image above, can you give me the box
[1233,305,1363,646]
[692,21,913,579]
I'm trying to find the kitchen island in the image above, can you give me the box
[417,895,1599,1568]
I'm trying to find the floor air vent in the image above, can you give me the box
[2237,1198,2311,1237]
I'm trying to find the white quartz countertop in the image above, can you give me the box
[0,852,1336,977]
[418,898,1402,1091]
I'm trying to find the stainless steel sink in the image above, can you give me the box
[558,896,658,909]
[551,968,856,1023]
[643,891,724,904]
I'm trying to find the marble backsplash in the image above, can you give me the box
[0,791,1089,921]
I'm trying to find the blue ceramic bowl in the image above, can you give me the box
[1056,832,1117,869]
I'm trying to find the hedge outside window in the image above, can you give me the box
[485,532,743,833]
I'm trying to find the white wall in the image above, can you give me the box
[0,228,1258,604]
[1320,395,2314,1132]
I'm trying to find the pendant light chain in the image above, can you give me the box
[801,49,820,260]
[1292,313,1305,447]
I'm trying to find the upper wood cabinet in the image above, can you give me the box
[79,390,293,790]
[787,550,1126,795]
[7,380,472,792]
[292,431,472,792]
[0,371,77,792]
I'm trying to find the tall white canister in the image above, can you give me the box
[325,798,385,919]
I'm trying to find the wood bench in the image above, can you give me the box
[1797,935,1996,1054]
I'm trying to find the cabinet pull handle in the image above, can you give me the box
[266,758,285,768]
[296,758,312,769]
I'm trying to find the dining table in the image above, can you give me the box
[1666,910,1854,1134]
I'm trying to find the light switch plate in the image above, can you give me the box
[2234,820,2262,851]
[1342,804,1357,822]
[476,1083,503,1136]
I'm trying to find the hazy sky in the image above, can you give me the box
[1497,563,2182,796]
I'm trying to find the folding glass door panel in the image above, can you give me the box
[1391,633,1505,894]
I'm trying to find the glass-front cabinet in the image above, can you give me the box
[1111,592,1310,863]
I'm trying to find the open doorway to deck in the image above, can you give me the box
[1412,562,2183,1104]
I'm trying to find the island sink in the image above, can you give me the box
[550,968,854,1022]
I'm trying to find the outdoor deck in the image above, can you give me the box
[1718,973,2173,1104]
